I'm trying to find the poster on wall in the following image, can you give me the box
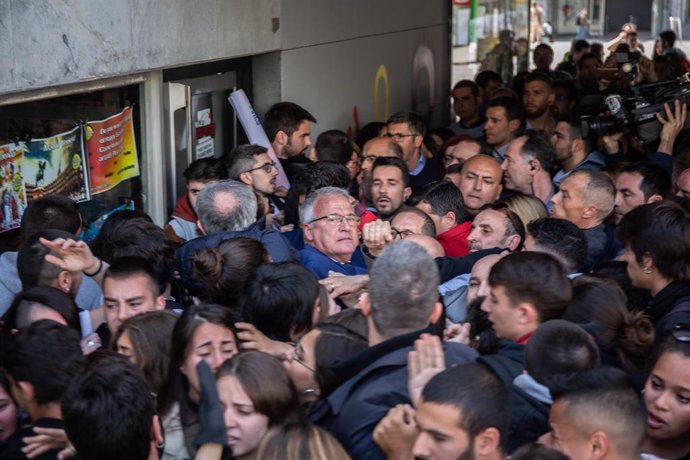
[85,106,140,195]
[0,143,27,233]
[23,126,90,203]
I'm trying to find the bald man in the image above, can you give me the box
[550,170,617,270]
[457,155,503,217]
[406,234,445,259]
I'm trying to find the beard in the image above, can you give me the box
[284,138,307,158]
[525,103,549,119]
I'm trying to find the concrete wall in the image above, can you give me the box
[0,0,281,94]
[275,0,451,134]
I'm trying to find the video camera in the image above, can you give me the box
[581,73,690,143]
[595,51,641,81]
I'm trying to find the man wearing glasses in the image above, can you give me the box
[359,136,403,183]
[386,112,441,193]
[225,144,278,197]
[300,187,367,279]
[224,144,282,217]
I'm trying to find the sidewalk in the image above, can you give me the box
[451,31,689,83]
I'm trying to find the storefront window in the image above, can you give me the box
[0,85,142,251]
[453,0,531,85]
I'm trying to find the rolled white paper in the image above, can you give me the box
[228,90,290,189]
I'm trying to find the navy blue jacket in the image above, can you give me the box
[176,220,299,288]
[309,328,478,460]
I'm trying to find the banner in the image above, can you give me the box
[0,143,27,233]
[23,126,89,203]
[85,106,140,195]
[228,90,290,189]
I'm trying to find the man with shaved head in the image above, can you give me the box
[550,170,617,270]
[406,234,445,259]
[458,155,504,217]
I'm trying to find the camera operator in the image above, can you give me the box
[574,53,608,111]
[599,99,687,175]
[607,23,645,55]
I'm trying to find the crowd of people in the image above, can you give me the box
[1,27,690,460]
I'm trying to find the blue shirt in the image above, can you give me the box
[300,245,368,280]
[409,153,427,176]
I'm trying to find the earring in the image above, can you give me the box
[643,267,652,274]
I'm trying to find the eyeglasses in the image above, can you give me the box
[246,161,276,174]
[672,324,690,342]
[284,345,315,373]
[308,213,361,226]
[391,227,415,240]
[386,133,417,142]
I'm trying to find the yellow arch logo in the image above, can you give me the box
[373,65,390,122]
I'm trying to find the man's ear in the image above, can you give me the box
[508,119,521,134]
[443,211,457,228]
[18,380,36,404]
[275,130,288,146]
[506,234,522,252]
[473,427,501,456]
[493,183,504,201]
[303,223,314,243]
[517,302,539,326]
[642,252,655,272]
[647,193,664,204]
[414,133,424,148]
[238,171,253,187]
[359,292,372,317]
[582,204,599,220]
[403,186,412,201]
[589,431,610,460]
[57,270,72,294]
[428,301,443,325]
[155,294,166,311]
[572,138,585,156]
[196,220,207,236]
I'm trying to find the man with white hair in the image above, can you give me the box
[176,179,297,286]
[300,186,368,279]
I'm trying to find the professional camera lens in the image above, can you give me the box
[581,115,624,138]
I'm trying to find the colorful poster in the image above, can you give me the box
[0,143,27,233]
[23,126,89,203]
[85,106,140,195]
